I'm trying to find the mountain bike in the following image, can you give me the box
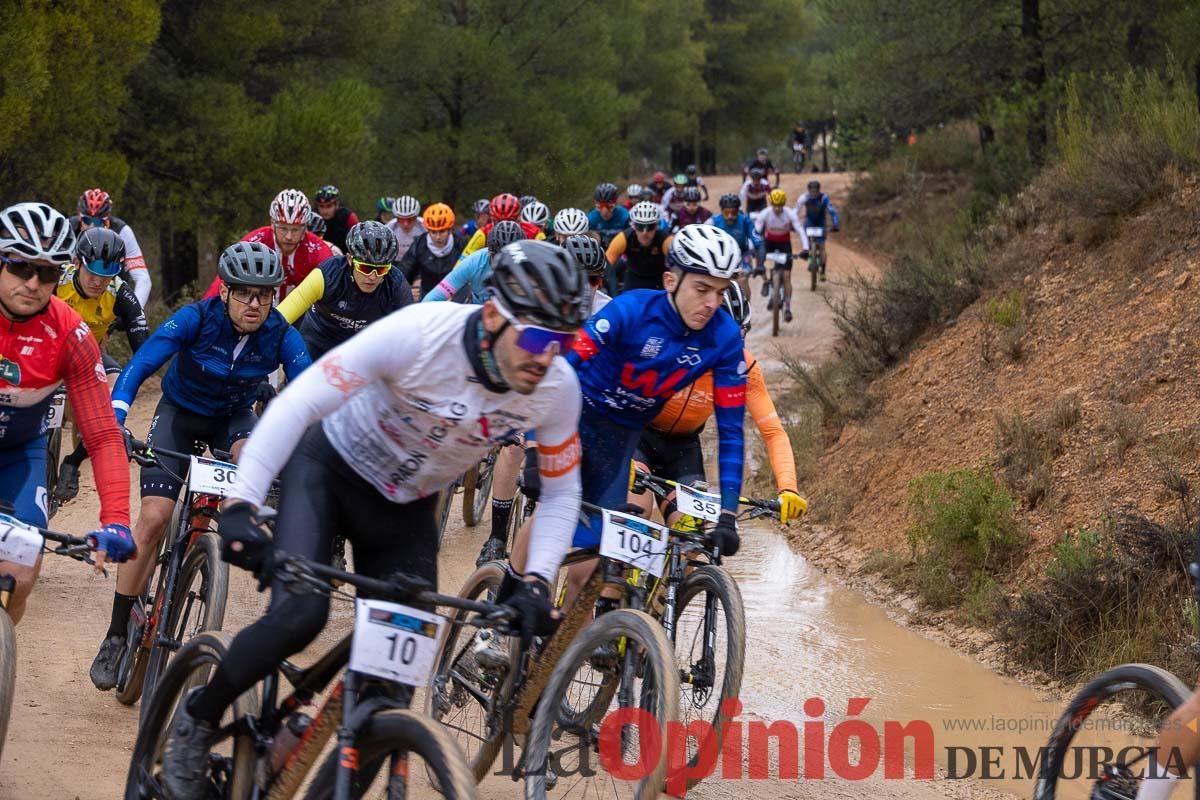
[805,227,827,291]
[792,142,806,173]
[461,447,499,528]
[126,543,501,799]
[44,389,66,520]
[1033,530,1200,798]
[764,251,803,336]
[0,512,99,763]
[429,499,681,800]
[113,437,236,719]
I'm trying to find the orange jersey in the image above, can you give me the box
[650,348,797,493]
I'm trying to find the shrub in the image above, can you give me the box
[983,291,1023,328]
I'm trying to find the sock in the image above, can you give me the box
[107,592,138,639]
[62,443,88,468]
[489,498,514,542]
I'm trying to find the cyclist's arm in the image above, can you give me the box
[118,225,152,308]
[739,182,751,209]
[825,197,841,228]
[567,295,626,368]
[397,240,420,284]
[753,209,766,235]
[278,322,312,381]
[421,252,482,302]
[61,329,131,527]
[460,228,486,258]
[711,331,748,513]
[113,280,150,353]
[794,211,811,251]
[605,231,628,265]
[276,267,325,324]
[346,211,360,227]
[745,357,797,493]
[743,218,764,249]
[111,303,202,424]
[232,313,424,507]
[525,371,583,581]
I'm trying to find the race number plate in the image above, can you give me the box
[600,510,668,577]
[350,599,444,686]
[0,514,43,566]
[45,394,66,430]
[805,227,825,238]
[766,251,788,264]
[189,456,238,497]
[675,483,722,523]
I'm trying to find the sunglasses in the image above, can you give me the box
[228,286,275,305]
[495,302,576,356]
[81,215,108,227]
[634,222,657,232]
[352,258,392,277]
[596,202,615,211]
[2,256,60,284]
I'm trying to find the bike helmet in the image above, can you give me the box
[667,224,739,280]
[0,202,75,264]
[756,147,769,158]
[630,201,661,227]
[638,186,655,202]
[673,173,687,187]
[769,189,787,206]
[490,193,521,221]
[682,186,702,203]
[487,240,590,330]
[74,227,126,276]
[562,235,606,276]
[376,196,396,214]
[346,221,399,263]
[685,164,698,177]
[487,219,524,253]
[653,171,666,184]
[472,198,491,215]
[270,189,310,225]
[77,188,112,219]
[520,200,549,228]
[422,203,455,233]
[306,210,327,237]
[553,207,589,236]
[626,183,644,200]
[718,193,740,210]
[518,194,537,209]
[217,241,282,287]
[807,180,821,192]
[722,282,752,332]
[314,185,339,202]
[749,167,765,180]
[393,195,420,219]
[593,183,618,203]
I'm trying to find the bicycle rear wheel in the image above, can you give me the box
[435,483,457,545]
[463,454,496,528]
[45,427,62,520]
[0,606,15,765]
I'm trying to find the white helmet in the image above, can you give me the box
[521,200,550,228]
[626,183,644,199]
[270,189,310,225]
[393,195,421,218]
[630,201,661,227]
[0,202,75,264]
[553,207,589,236]
[668,224,740,280]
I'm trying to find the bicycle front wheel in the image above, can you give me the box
[0,606,15,765]
[463,455,496,528]
[524,608,680,800]
[1033,663,1200,799]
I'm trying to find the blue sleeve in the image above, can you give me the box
[825,197,840,228]
[711,327,747,512]
[280,324,312,380]
[742,217,763,248]
[112,303,201,412]
[421,252,479,302]
[566,292,627,370]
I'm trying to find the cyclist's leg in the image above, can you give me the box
[627,435,662,520]
[781,241,795,309]
[650,432,705,529]
[484,439,523,549]
[0,434,50,624]
[59,354,122,494]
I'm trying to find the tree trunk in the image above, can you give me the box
[1021,0,1047,165]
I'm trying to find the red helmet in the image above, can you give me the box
[78,188,112,219]
[653,171,666,184]
[489,193,521,222]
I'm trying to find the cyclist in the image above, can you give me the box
[53,228,150,502]
[658,173,688,220]
[71,188,153,308]
[510,225,746,611]
[201,189,333,300]
[647,171,671,204]
[739,166,772,215]
[521,199,551,238]
[742,147,781,187]
[791,124,808,173]
[460,193,541,257]
[587,182,631,245]
[0,202,135,624]
[623,184,643,210]
[92,242,311,691]
[684,164,710,201]
[386,195,425,261]
[667,186,712,232]
[374,197,395,225]
[605,201,672,292]
[708,193,763,297]
[460,198,490,239]
[755,189,809,322]
[551,207,589,243]
[397,203,463,299]
[629,283,806,525]
[796,180,841,282]
[159,241,589,800]
[313,185,359,253]
[305,210,344,257]
[277,222,414,359]
[421,220,524,303]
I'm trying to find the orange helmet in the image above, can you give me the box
[422,203,455,232]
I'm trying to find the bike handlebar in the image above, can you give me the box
[631,470,782,515]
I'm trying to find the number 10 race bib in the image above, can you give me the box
[350,599,445,686]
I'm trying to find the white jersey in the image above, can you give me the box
[234,302,582,579]
[116,224,152,307]
[387,218,426,259]
[754,206,810,248]
[591,289,612,315]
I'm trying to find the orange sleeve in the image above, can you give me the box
[745,352,797,493]
[605,232,628,265]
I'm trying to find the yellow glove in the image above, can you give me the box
[778,490,807,523]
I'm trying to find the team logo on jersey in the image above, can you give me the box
[619,363,687,398]
[639,337,664,359]
[0,356,20,385]
[676,352,702,367]
[595,318,611,334]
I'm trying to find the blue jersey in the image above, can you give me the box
[421,248,491,304]
[796,192,840,231]
[567,289,747,511]
[708,213,763,253]
[113,297,311,422]
[587,205,630,233]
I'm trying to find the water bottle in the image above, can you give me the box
[270,711,313,774]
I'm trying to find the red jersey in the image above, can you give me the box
[202,228,333,299]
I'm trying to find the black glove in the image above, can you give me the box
[255,381,277,409]
[120,427,136,461]
[713,514,740,557]
[799,250,810,259]
[521,446,541,502]
[831,226,840,233]
[218,501,272,573]
[500,573,556,649]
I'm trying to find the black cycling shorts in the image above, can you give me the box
[140,398,256,499]
[764,238,794,270]
[634,427,706,489]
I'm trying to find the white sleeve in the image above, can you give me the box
[118,226,152,307]
[739,181,750,208]
[659,188,673,215]
[128,269,152,308]
[753,208,765,234]
[232,311,424,506]
[793,210,810,250]
[524,369,583,581]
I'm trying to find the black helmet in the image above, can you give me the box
[74,227,126,276]
[750,167,765,180]
[638,186,655,201]
[807,180,821,192]
[593,182,618,203]
[487,240,590,330]
[722,283,752,332]
[487,220,524,254]
[472,198,490,215]
[681,186,701,203]
[685,164,698,176]
[218,241,282,287]
[518,194,537,208]
[306,210,327,237]
[756,147,769,158]
[346,221,398,263]
[718,193,740,210]
[562,234,606,275]
[314,185,339,202]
